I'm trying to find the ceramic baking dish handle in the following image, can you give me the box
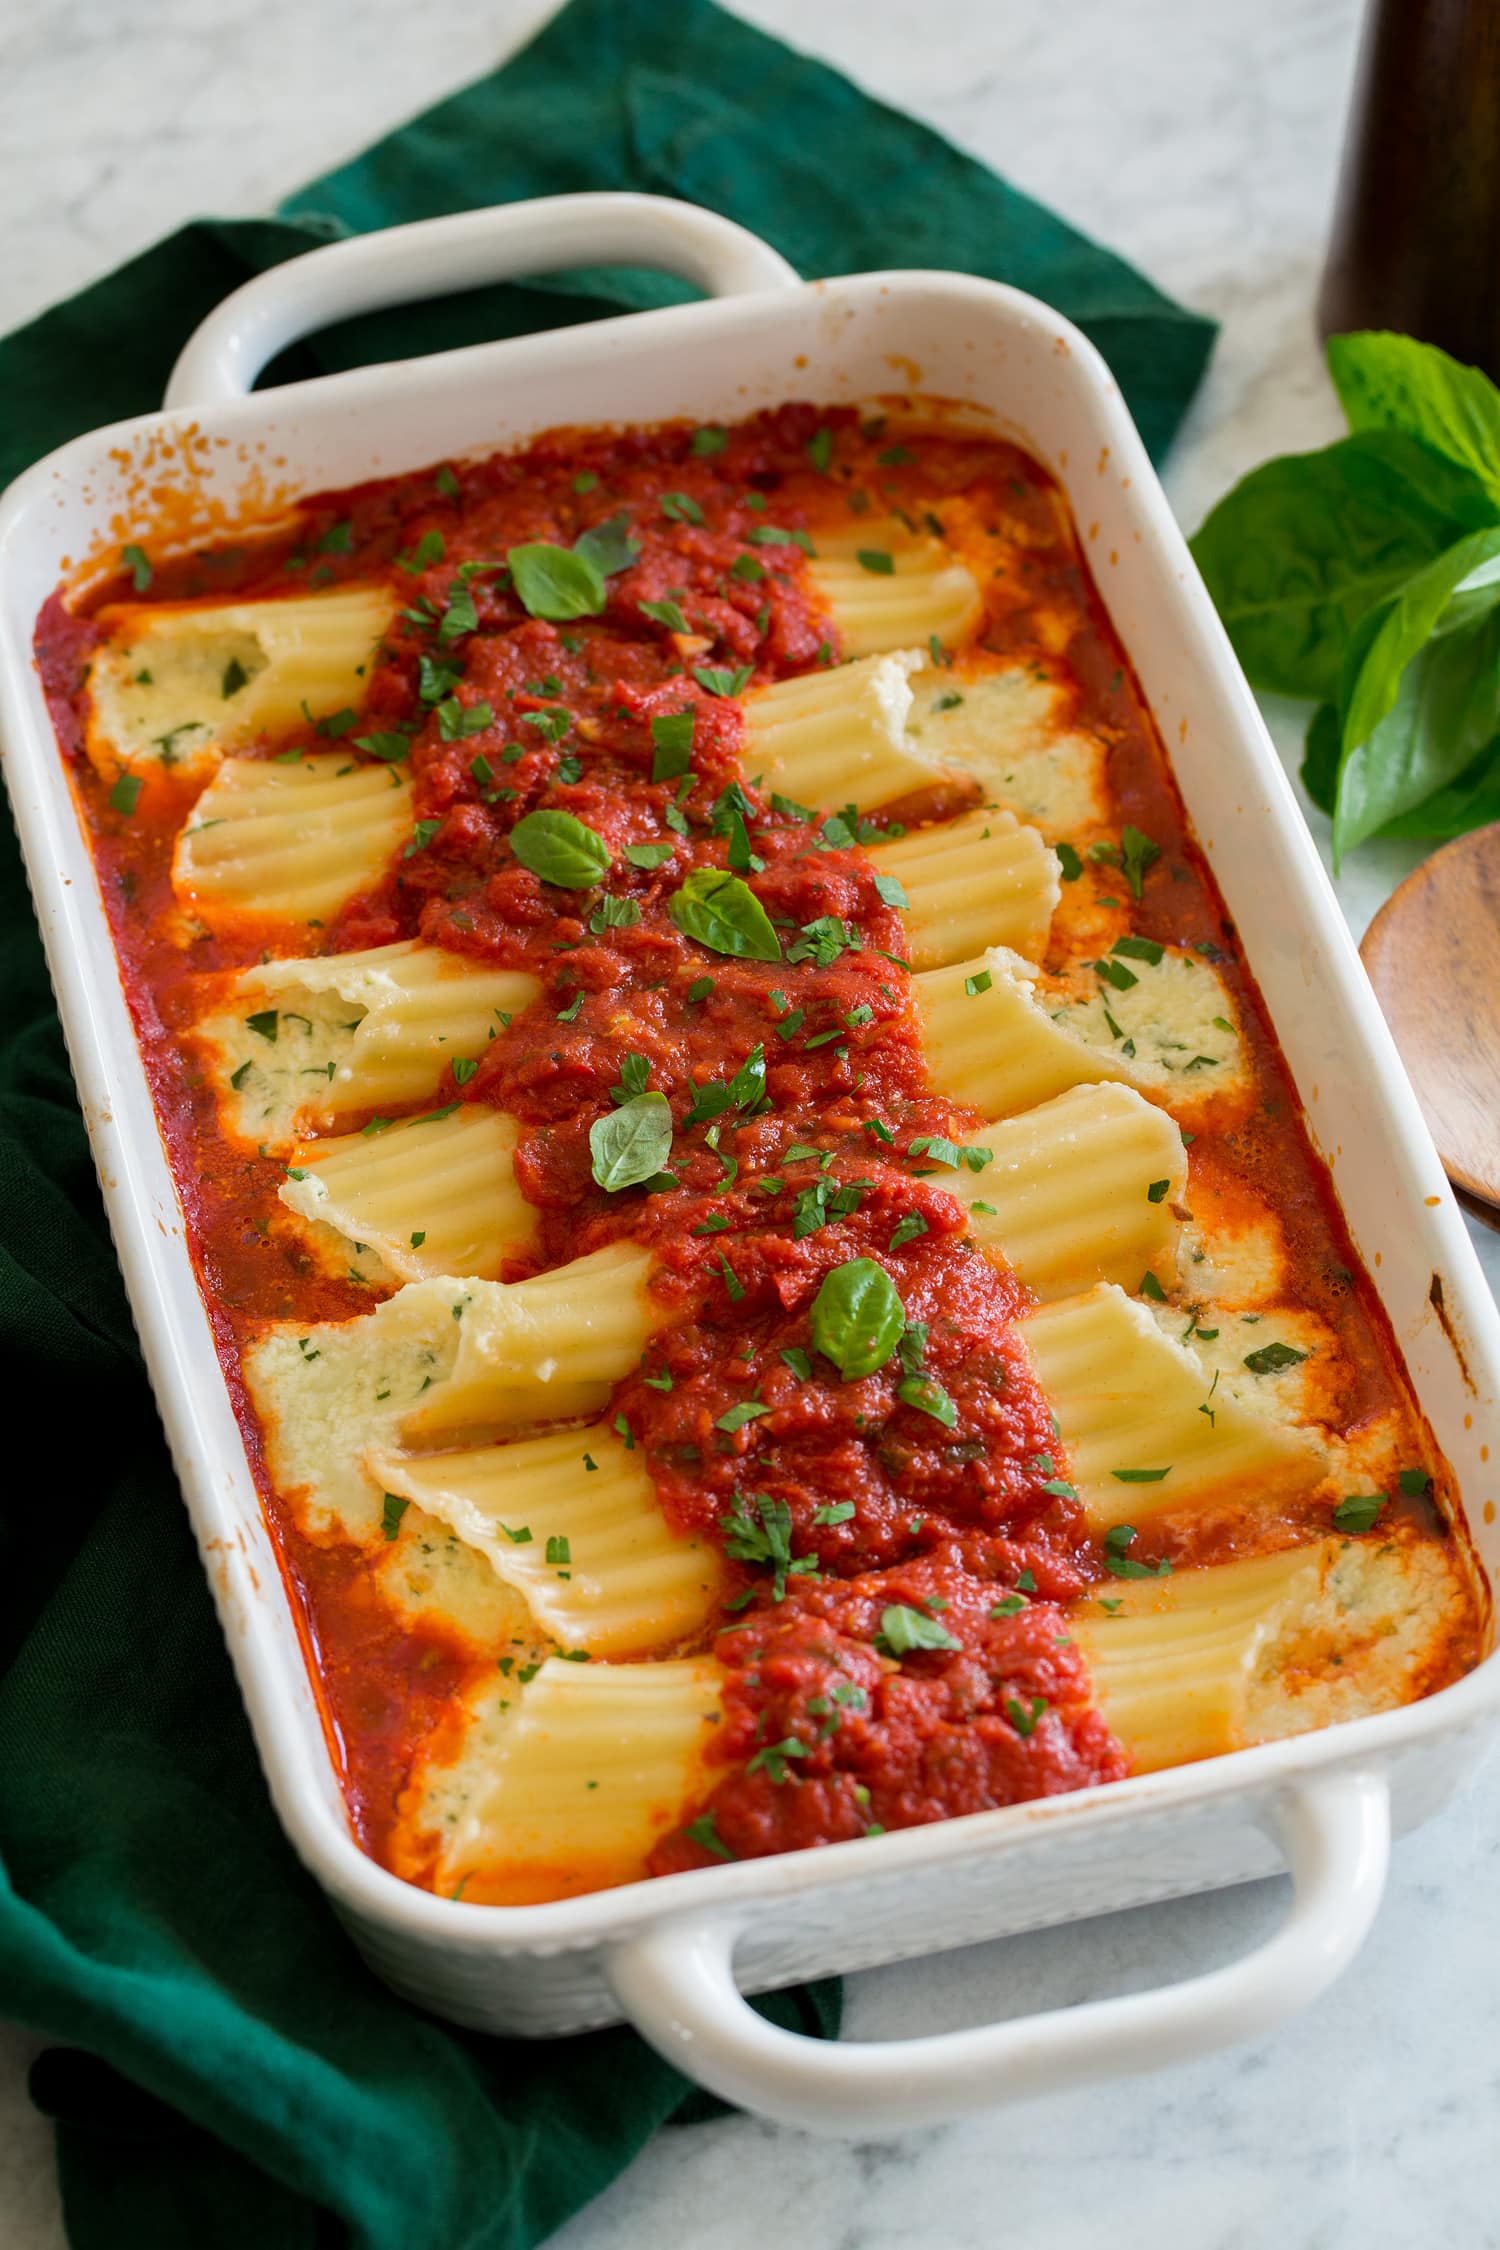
[608,1768,1390,2134]
[163,193,800,411]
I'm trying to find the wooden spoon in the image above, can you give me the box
[1360,821,1500,1223]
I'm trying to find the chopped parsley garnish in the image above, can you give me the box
[908,1136,992,1173]
[896,1374,957,1427]
[715,1400,770,1434]
[685,1811,734,1859]
[1243,1341,1308,1376]
[1121,824,1161,899]
[1101,1523,1173,1580]
[876,1604,961,1657]
[719,1492,812,1600]
[694,664,754,698]
[612,1053,651,1104]
[747,1737,810,1784]
[652,715,697,787]
[625,839,676,870]
[1112,934,1164,966]
[640,597,691,634]
[1333,1492,1387,1533]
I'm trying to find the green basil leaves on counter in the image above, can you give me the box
[1190,330,1500,865]
[510,808,612,887]
[1327,329,1500,500]
[589,1093,673,1192]
[810,1257,904,1381]
[667,869,781,961]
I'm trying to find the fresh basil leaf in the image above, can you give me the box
[1301,701,1340,814]
[624,839,676,869]
[896,1374,957,1427]
[1375,734,1500,837]
[507,542,606,622]
[694,665,754,698]
[640,598,690,634]
[1189,430,1493,700]
[1327,331,1500,504]
[1332,529,1500,861]
[573,512,641,579]
[1242,1340,1308,1376]
[589,1092,673,1192]
[510,808,612,887]
[651,710,695,781]
[668,869,781,961]
[875,1603,961,1657]
[809,1257,904,1381]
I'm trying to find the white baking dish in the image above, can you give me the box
[1,193,1497,2135]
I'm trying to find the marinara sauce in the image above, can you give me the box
[35,403,1458,1889]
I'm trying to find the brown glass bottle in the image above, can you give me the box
[1320,0,1500,375]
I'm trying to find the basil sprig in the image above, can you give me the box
[668,869,781,961]
[1191,330,1500,863]
[510,809,611,887]
[508,512,641,623]
[809,1257,904,1381]
[589,1092,673,1191]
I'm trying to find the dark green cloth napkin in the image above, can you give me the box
[0,5,1215,2244]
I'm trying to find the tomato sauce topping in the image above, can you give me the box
[34,402,1456,1886]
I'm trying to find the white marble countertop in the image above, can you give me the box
[2,1,1498,2244]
